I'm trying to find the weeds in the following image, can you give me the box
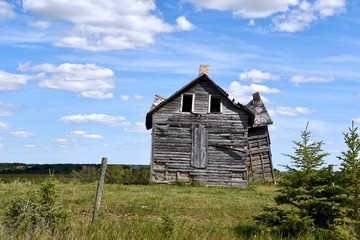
[4,174,71,237]
[160,213,175,238]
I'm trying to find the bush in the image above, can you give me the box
[4,174,71,235]
[70,165,98,183]
[255,207,314,237]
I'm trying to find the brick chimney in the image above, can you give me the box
[199,64,209,75]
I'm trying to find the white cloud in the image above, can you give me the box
[269,125,280,132]
[23,0,195,51]
[290,75,334,84]
[175,16,196,31]
[124,122,149,134]
[68,130,103,139]
[326,55,360,63]
[0,101,20,116]
[0,122,11,130]
[0,0,16,22]
[24,144,36,148]
[26,63,115,99]
[0,71,31,90]
[10,130,33,138]
[314,0,346,18]
[0,111,12,116]
[60,114,130,127]
[0,143,3,148]
[272,0,346,32]
[134,94,144,101]
[54,138,77,148]
[240,69,279,83]
[121,95,130,101]
[270,106,312,116]
[186,0,298,18]
[185,0,346,32]
[29,20,51,29]
[0,101,20,109]
[272,6,316,32]
[248,19,256,26]
[226,81,280,103]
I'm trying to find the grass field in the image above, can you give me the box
[0,180,282,239]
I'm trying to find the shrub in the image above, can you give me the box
[255,207,314,237]
[4,174,71,235]
[70,165,98,183]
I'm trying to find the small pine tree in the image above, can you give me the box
[337,121,360,236]
[275,123,341,228]
[256,123,341,237]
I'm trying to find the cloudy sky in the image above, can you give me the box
[0,0,359,169]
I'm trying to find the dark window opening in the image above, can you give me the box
[182,94,193,112]
[210,96,221,113]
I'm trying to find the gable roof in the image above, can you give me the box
[146,73,254,130]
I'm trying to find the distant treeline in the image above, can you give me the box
[0,163,150,184]
[0,163,289,185]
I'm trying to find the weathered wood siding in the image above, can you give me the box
[247,126,275,182]
[150,79,249,187]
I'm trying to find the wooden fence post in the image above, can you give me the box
[92,157,108,224]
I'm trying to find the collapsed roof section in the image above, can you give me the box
[246,92,273,127]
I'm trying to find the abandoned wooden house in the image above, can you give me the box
[145,65,275,187]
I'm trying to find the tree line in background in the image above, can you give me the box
[0,163,150,185]
[71,165,150,184]
[255,122,360,239]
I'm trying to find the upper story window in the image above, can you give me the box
[181,94,194,112]
[209,95,222,113]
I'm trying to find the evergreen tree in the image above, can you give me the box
[275,123,341,228]
[255,123,341,237]
[337,121,360,235]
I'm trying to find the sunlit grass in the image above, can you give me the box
[0,181,280,239]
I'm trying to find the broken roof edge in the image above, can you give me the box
[145,74,255,130]
[246,92,273,127]
[150,94,165,111]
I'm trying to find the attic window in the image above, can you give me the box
[209,95,221,113]
[181,94,194,112]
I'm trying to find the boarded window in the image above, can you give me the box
[191,124,208,168]
[181,94,193,112]
[209,96,221,113]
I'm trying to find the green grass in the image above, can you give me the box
[0,180,281,239]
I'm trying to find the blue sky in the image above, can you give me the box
[0,0,359,169]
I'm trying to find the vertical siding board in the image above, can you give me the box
[191,124,199,168]
[191,124,208,169]
[200,125,208,168]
